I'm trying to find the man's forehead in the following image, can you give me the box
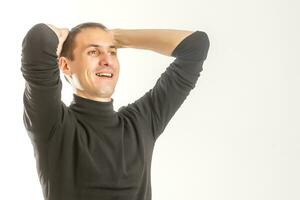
[75,29,115,50]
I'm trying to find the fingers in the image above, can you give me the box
[57,29,69,56]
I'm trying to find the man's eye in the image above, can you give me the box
[88,50,99,56]
[87,49,116,56]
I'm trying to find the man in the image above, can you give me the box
[21,22,210,200]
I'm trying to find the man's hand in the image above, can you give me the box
[109,29,126,49]
[46,24,69,56]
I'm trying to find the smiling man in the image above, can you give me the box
[21,22,210,200]
[57,23,120,102]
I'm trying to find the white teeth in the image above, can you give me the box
[96,73,113,78]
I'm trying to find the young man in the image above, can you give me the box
[21,22,210,200]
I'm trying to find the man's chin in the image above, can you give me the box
[94,88,114,99]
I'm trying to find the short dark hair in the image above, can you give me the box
[60,22,108,60]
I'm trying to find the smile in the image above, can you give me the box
[95,73,113,78]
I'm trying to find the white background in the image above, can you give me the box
[0,0,299,199]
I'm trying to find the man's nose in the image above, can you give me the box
[99,52,113,66]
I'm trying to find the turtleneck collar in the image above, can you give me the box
[69,94,117,119]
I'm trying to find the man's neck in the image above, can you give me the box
[74,91,112,102]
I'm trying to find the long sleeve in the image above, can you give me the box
[122,31,210,140]
[21,23,63,142]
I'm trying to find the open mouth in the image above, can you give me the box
[95,73,113,78]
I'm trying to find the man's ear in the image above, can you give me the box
[58,57,72,77]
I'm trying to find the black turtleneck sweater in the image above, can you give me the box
[21,23,209,200]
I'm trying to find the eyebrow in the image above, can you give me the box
[85,44,117,50]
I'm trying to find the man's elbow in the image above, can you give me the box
[195,31,210,61]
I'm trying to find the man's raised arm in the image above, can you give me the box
[111,29,194,56]
[21,24,68,141]
[113,28,210,140]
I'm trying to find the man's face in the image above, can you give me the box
[67,27,120,102]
